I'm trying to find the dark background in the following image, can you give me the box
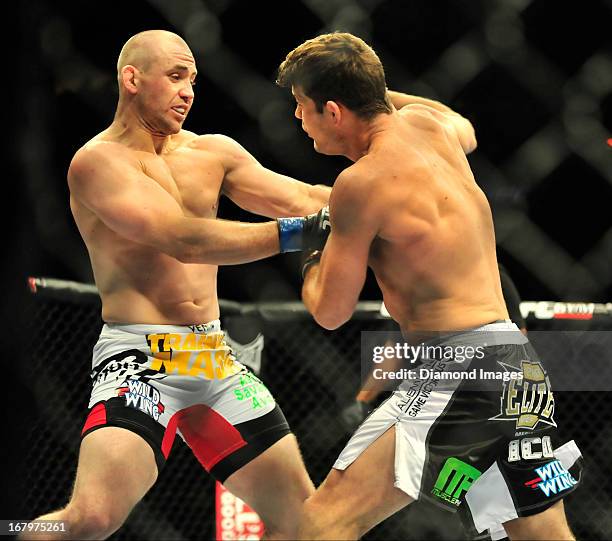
[11,0,612,304]
[4,0,612,535]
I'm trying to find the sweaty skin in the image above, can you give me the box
[24,31,327,541]
[301,90,508,332]
[69,31,329,325]
[290,35,573,536]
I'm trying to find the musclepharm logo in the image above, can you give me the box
[118,379,165,421]
[524,460,577,497]
[431,458,481,507]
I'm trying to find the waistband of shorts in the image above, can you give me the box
[102,319,222,335]
[411,320,528,348]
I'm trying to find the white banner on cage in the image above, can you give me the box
[215,482,264,540]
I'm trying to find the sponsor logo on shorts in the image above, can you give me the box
[508,436,554,462]
[524,460,577,497]
[188,323,216,333]
[396,359,446,417]
[118,379,165,421]
[146,333,242,379]
[489,360,556,432]
[431,457,481,507]
[233,372,274,410]
[91,349,149,386]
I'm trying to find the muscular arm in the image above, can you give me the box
[201,135,330,217]
[387,90,477,154]
[69,143,280,264]
[302,172,378,329]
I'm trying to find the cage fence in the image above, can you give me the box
[21,278,612,540]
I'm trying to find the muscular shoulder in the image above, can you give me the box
[188,133,257,170]
[398,104,476,153]
[338,157,389,191]
[69,140,137,183]
[398,104,449,132]
[188,133,248,156]
[331,161,386,221]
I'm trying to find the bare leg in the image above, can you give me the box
[504,500,575,540]
[299,426,413,540]
[21,427,158,540]
[223,434,315,540]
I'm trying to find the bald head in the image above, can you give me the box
[117,30,190,75]
[115,29,197,131]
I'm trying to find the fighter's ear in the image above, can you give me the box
[121,65,139,95]
[325,100,342,124]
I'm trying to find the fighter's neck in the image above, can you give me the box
[109,112,174,155]
[343,112,397,162]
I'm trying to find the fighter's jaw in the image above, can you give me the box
[155,108,189,135]
[312,137,343,157]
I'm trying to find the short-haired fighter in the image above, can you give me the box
[277,32,582,540]
[23,30,331,540]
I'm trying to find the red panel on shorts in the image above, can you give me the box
[161,411,181,459]
[81,403,107,435]
[177,404,247,471]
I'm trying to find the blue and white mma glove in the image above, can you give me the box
[277,206,331,253]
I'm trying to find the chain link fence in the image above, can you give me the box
[20,279,612,540]
[14,1,612,538]
[17,0,612,306]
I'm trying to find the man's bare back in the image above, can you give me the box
[361,107,508,331]
[70,129,233,324]
[297,99,507,332]
[278,32,579,541]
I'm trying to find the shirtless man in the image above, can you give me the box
[341,263,527,432]
[24,30,331,540]
[277,32,582,540]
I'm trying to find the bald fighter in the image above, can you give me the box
[277,32,582,540]
[23,30,331,540]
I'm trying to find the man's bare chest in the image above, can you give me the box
[139,151,224,218]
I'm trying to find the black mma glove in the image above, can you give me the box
[277,206,330,253]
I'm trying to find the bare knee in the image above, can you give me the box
[300,493,365,539]
[300,496,337,535]
[261,521,293,540]
[259,498,305,540]
[300,471,411,540]
[19,504,122,541]
[63,502,125,540]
